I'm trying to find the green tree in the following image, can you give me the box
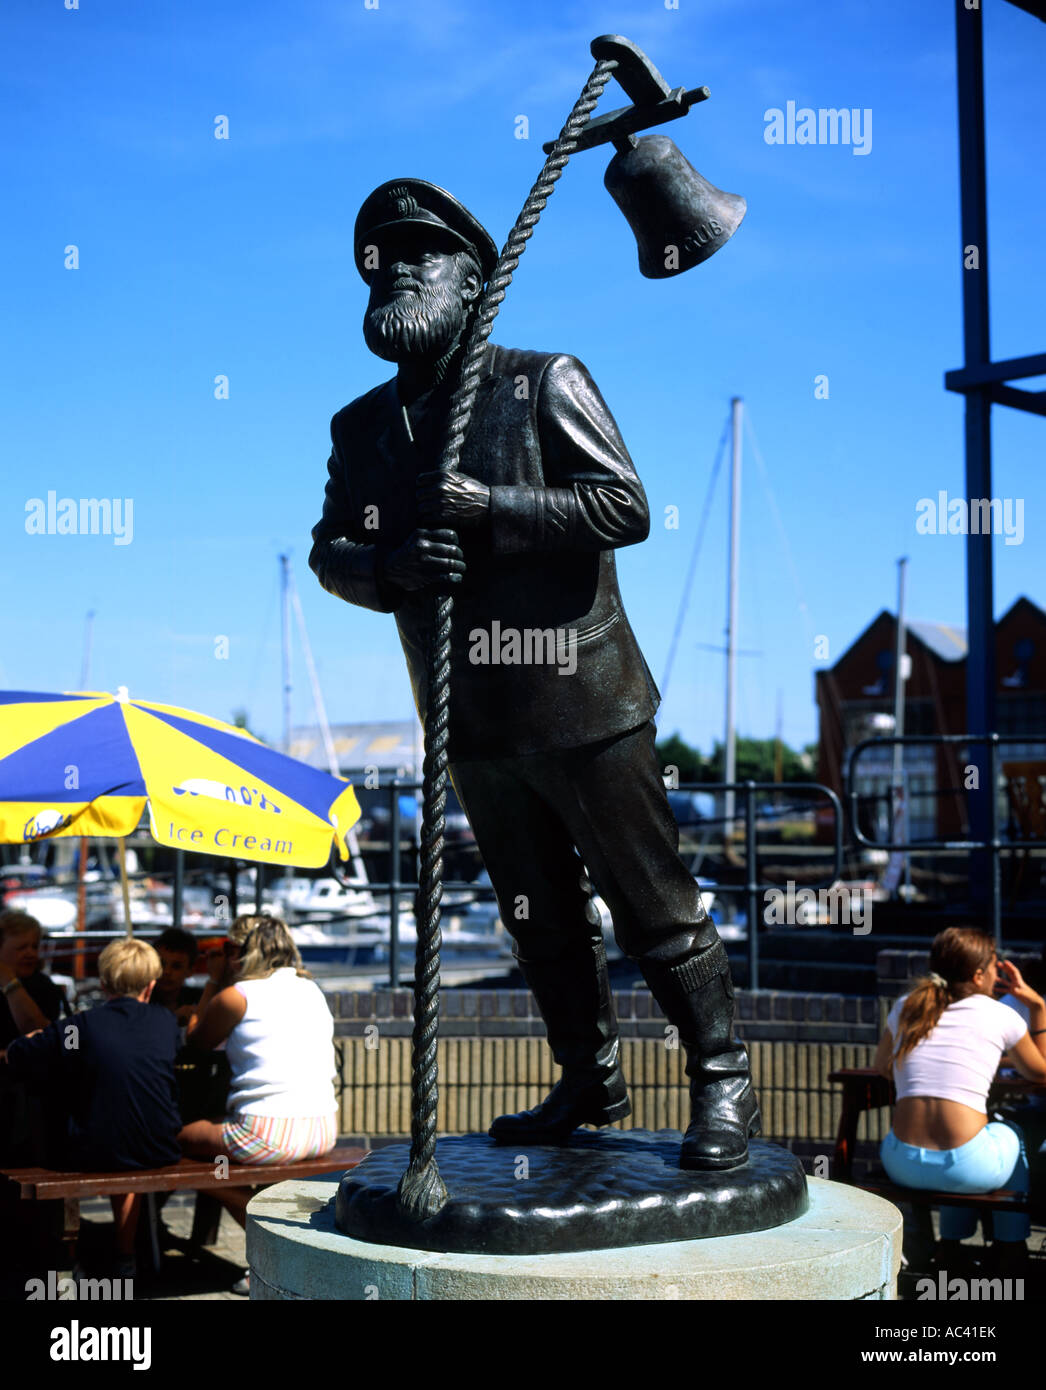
[231,708,263,741]
[710,737,817,784]
[659,735,818,785]
[655,732,706,784]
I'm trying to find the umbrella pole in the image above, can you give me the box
[118,838,133,937]
[75,836,89,980]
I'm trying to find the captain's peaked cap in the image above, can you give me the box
[354,179,498,285]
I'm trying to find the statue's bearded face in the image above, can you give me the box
[363,237,479,364]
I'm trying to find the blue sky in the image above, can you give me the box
[2,0,1043,757]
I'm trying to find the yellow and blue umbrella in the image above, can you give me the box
[0,689,361,869]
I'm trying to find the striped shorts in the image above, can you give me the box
[221,1112,338,1166]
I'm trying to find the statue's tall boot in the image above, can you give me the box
[489,935,630,1143]
[639,938,760,1171]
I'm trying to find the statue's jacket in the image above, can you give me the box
[309,343,660,761]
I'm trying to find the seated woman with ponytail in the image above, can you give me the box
[874,926,1046,1254]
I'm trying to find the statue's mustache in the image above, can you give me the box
[371,281,449,318]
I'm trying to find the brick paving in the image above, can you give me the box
[75,1193,249,1301]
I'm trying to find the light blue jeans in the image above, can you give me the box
[881,1120,1029,1242]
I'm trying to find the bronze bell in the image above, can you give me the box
[604,133,746,279]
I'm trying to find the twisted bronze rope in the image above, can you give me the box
[396,54,618,1222]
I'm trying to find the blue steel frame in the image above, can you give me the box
[946,1,1045,912]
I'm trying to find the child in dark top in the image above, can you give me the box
[2,937,181,1278]
[152,926,203,1022]
[0,909,64,1048]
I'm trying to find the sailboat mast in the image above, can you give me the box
[79,610,95,689]
[892,556,909,779]
[76,609,96,959]
[724,396,742,836]
[892,556,910,894]
[288,563,338,777]
[280,554,292,754]
[285,555,370,885]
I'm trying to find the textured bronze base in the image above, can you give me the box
[335,1129,808,1255]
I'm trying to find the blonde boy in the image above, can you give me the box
[3,935,183,1279]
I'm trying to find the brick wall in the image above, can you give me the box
[876,949,1038,1000]
[323,986,880,1045]
[329,1032,885,1153]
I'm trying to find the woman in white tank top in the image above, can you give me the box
[178,916,339,1222]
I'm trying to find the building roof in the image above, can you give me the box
[822,598,1043,677]
[287,719,423,775]
[906,620,968,663]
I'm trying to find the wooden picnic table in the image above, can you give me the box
[2,1144,365,1266]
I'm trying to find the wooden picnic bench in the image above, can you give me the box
[2,1144,365,1267]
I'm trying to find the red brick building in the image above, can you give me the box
[816,597,1046,842]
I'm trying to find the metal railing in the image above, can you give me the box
[346,777,845,990]
[10,778,845,991]
[847,732,1045,946]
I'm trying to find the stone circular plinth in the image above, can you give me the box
[246,1173,902,1301]
[335,1131,807,1254]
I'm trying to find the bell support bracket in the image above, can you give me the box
[541,34,710,156]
